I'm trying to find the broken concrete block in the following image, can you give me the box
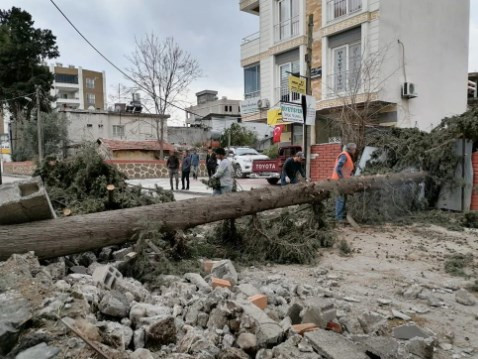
[184,273,211,293]
[300,297,336,329]
[405,337,435,359]
[211,260,238,285]
[305,329,368,359]
[249,294,267,310]
[455,288,476,306]
[211,277,232,289]
[272,335,321,359]
[0,177,56,225]
[362,336,400,359]
[15,342,60,359]
[92,265,122,289]
[392,324,431,340]
[238,283,260,297]
[358,311,387,334]
[202,260,216,274]
[98,290,130,318]
[237,332,257,351]
[292,323,318,335]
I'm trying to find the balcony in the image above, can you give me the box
[241,32,261,60]
[240,0,259,15]
[326,0,362,23]
[274,16,300,43]
[275,86,302,105]
[325,70,361,98]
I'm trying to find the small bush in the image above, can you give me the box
[444,253,474,277]
[338,239,352,255]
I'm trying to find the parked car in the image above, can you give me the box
[251,145,302,185]
[226,147,269,178]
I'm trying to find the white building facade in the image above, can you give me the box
[240,0,470,134]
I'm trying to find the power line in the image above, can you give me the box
[0,92,36,104]
[48,0,206,120]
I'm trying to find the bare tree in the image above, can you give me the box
[324,44,399,151]
[126,34,202,159]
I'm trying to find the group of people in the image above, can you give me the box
[165,147,233,195]
[166,143,357,221]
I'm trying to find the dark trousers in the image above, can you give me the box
[181,170,190,189]
[207,167,216,178]
[336,195,347,220]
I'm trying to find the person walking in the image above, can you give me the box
[166,151,179,191]
[191,149,200,180]
[181,150,192,190]
[207,150,218,177]
[212,148,234,195]
[280,151,306,186]
[330,143,357,222]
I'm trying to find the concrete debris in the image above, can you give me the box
[305,329,369,359]
[455,288,476,306]
[0,177,56,225]
[0,249,472,359]
[15,342,60,359]
[392,324,431,340]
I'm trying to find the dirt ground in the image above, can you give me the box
[241,224,478,359]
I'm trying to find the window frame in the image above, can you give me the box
[86,77,95,89]
[112,125,125,137]
[86,93,96,105]
[331,41,362,94]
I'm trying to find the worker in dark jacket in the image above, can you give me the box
[166,152,179,191]
[181,150,192,190]
[280,151,306,186]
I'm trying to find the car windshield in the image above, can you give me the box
[236,148,259,156]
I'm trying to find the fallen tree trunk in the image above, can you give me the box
[0,172,426,260]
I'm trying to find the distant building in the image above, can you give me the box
[49,64,106,111]
[186,90,242,125]
[61,109,169,149]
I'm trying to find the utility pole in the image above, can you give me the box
[36,85,43,163]
[304,14,314,179]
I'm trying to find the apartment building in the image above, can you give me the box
[49,64,107,111]
[240,0,470,140]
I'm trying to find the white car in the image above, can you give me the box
[227,147,269,178]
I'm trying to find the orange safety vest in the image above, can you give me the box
[331,151,354,180]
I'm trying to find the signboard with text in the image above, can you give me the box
[288,75,306,94]
[240,97,260,115]
[280,103,304,124]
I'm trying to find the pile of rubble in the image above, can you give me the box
[0,250,476,359]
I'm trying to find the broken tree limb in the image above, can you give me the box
[0,171,426,260]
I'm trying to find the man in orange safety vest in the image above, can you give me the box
[331,143,357,221]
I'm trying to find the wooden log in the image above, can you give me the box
[0,172,426,260]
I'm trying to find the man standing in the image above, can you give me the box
[212,148,234,195]
[206,147,215,178]
[331,143,357,221]
[166,151,179,191]
[281,151,306,186]
[191,149,200,180]
[181,150,191,190]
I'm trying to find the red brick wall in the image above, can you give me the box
[310,143,342,181]
[471,152,478,211]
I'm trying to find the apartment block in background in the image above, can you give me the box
[186,90,242,125]
[49,64,106,111]
[318,0,469,133]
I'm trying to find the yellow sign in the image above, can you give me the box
[288,75,306,94]
[267,108,282,126]
[0,148,11,155]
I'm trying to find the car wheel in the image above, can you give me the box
[235,165,244,178]
[267,178,279,185]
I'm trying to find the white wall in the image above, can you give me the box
[64,111,164,146]
[379,0,470,131]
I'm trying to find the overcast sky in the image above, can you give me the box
[2,0,478,124]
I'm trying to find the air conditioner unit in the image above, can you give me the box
[257,99,270,109]
[402,82,417,99]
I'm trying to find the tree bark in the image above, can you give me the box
[0,172,426,260]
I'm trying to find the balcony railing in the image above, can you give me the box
[274,16,300,43]
[327,0,362,22]
[242,31,260,44]
[275,86,302,104]
[326,70,361,98]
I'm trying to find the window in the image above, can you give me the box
[332,42,361,93]
[87,93,95,105]
[86,78,95,89]
[276,0,299,41]
[113,125,125,137]
[328,0,362,21]
[279,60,300,102]
[86,124,93,128]
[98,124,103,128]
[244,64,260,98]
[229,106,233,112]
[54,74,78,84]
[225,106,229,112]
